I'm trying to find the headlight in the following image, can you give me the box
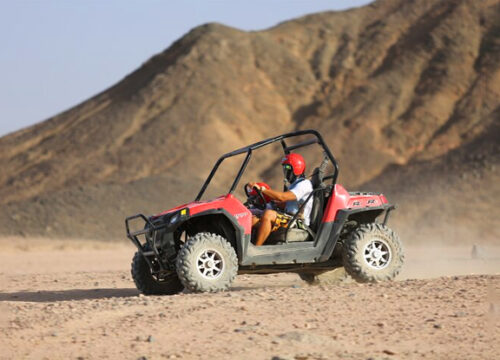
[168,208,189,226]
[169,213,180,225]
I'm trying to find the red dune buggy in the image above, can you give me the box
[126,130,404,294]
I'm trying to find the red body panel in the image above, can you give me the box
[154,185,387,234]
[322,185,388,222]
[154,194,253,234]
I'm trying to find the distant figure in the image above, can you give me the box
[471,244,484,259]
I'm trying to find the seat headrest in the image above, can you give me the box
[311,167,324,188]
[310,153,329,189]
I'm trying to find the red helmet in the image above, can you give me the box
[281,153,306,183]
[249,182,272,202]
[281,153,306,175]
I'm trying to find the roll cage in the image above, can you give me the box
[195,129,340,201]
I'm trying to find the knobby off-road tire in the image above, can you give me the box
[298,267,351,285]
[176,232,238,293]
[343,223,404,283]
[131,251,184,295]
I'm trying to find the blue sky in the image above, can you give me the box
[0,0,372,137]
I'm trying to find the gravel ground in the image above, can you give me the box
[0,240,498,360]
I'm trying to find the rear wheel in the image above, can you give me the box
[176,232,238,293]
[131,251,184,295]
[343,223,404,282]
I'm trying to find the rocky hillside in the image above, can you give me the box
[0,0,498,240]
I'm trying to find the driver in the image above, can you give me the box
[248,153,313,246]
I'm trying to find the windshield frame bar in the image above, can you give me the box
[228,149,252,195]
[195,129,339,201]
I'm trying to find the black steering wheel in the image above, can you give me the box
[244,184,267,210]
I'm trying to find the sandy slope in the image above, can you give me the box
[0,239,499,360]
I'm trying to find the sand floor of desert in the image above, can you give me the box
[0,239,498,360]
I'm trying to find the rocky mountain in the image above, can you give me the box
[0,0,498,241]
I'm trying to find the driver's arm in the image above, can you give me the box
[247,182,296,203]
[261,188,296,202]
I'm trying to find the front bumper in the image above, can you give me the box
[125,209,189,272]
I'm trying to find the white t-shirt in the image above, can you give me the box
[284,178,314,225]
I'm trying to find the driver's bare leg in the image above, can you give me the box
[255,210,277,246]
[252,215,260,227]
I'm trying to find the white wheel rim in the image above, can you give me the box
[196,249,224,279]
[363,238,392,270]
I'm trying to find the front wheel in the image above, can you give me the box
[131,251,184,295]
[176,232,238,293]
[343,223,404,283]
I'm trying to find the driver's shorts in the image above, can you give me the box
[271,212,292,232]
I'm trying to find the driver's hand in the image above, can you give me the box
[248,182,261,190]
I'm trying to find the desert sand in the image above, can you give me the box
[0,238,498,360]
